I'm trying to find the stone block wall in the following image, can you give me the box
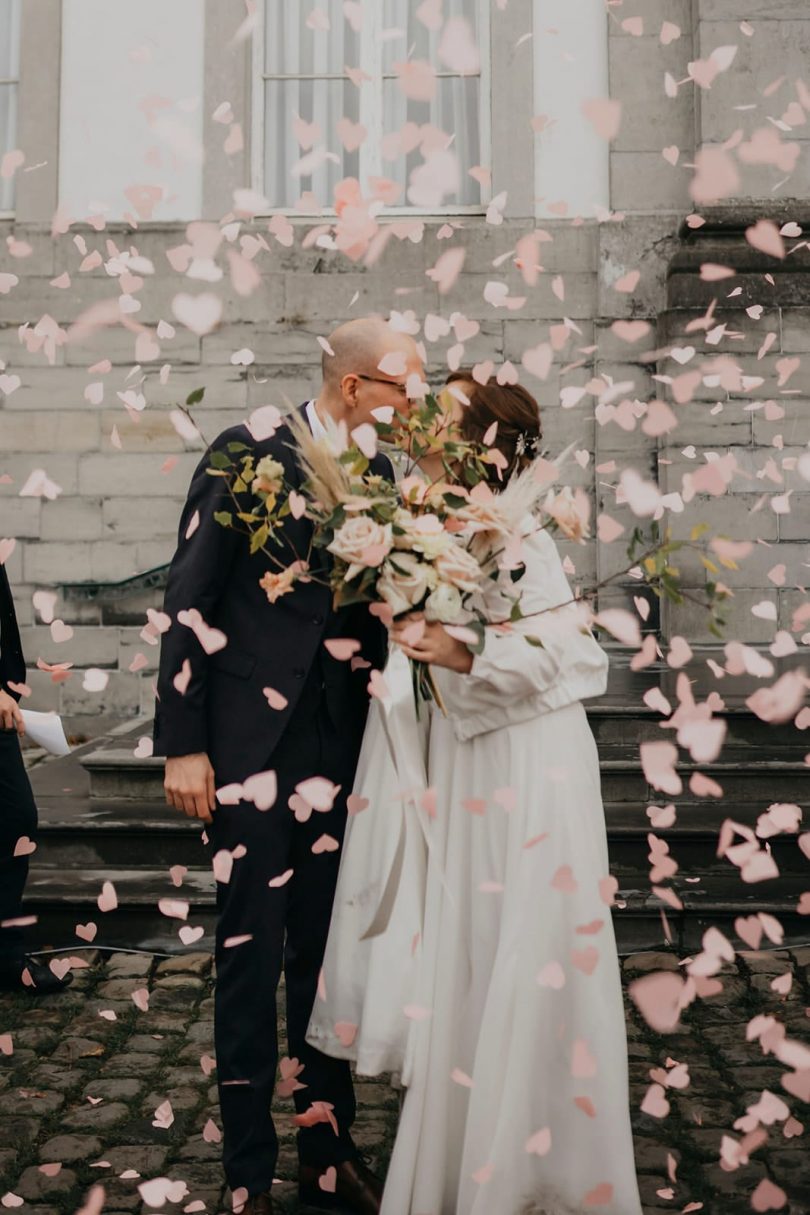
[1,0,809,723]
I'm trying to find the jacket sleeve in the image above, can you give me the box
[0,564,25,703]
[152,432,247,759]
[435,527,609,733]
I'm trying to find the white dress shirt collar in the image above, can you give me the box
[305,399,328,441]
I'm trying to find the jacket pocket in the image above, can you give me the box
[209,644,257,680]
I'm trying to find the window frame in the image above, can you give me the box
[250,0,492,218]
[0,0,22,217]
[531,0,610,221]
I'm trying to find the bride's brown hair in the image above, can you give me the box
[444,370,543,488]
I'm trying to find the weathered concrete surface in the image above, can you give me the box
[0,948,807,1214]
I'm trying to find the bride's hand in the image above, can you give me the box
[390,614,473,674]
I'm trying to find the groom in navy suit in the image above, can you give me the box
[153,317,424,1215]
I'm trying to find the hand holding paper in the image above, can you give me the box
[20,710,71,757]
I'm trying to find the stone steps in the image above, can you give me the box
[78,740,810,803]
[587,703,807,751]
[29,794,807,874]
[22,704,810,952]
[25,866,218,956]
[23,863,809,956]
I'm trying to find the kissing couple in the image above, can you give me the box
[153,315,642,1215]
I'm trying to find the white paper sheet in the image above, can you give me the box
[21,710,71,756]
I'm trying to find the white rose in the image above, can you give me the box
[253,455,286,494]
[434,543,482,594]
[392,509,453,560]
[255,455,285,482]
[328,515,393,580]
[377,552,437,617]
[424,583,464,623]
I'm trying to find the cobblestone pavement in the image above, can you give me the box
[0,947,807,1215]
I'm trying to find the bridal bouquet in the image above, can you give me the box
[222,394,579,710]
[298,410,570,707]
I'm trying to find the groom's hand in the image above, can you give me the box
[164,753,217,824]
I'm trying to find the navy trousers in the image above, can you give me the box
[0,726,37,969]
[207,674,367,1195]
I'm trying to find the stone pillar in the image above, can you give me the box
[657,204,810,670]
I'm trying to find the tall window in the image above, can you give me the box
[0,0,21,213]
[254,0,490,213]
[59,0,203,222]
[533,0,609,218]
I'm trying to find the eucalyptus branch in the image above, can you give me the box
[486,538,728,635]
[177,391,326,585]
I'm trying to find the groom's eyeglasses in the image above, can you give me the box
[356,374,409,398]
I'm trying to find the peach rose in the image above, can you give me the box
[259,566,297,604]
[328,515,393,581]
[544,486,591,542]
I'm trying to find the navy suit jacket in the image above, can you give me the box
[152,404,391,785]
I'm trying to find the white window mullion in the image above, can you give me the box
[0,0,22,214]
[533,0,609,218]
[250,11,265,200]
[358,3,382,192]
[477,0,492,207]
[60,0,203,221]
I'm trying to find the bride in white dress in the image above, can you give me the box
[306,373,643,1215]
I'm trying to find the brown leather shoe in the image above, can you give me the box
[299,1157,383,1214]
[233,1190,273,1215]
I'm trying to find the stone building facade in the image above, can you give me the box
[0,0,808,726]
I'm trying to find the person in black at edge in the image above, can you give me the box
[0,559,72,993]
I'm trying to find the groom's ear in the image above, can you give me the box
[341,373,361,410]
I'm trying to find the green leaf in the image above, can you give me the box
[214,511,233,529]
[208,450,232,470]
[250,524,269,554]
[186,387,206,406]
[461,619,486,654]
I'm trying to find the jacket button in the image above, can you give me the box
[293,667,305,679]
[312,614,324,626]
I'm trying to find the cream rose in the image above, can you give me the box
[392,509,453,560]
[434,543,482,594]
[328,515,393,581]
[424,583,464,623]
[253,455,286,494]
[377,552,437,617]
[453,497,509,536]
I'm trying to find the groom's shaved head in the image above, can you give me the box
[322,316,418,389]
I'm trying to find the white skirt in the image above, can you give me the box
[308,660,642,1215]
[306,647,431,1076]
